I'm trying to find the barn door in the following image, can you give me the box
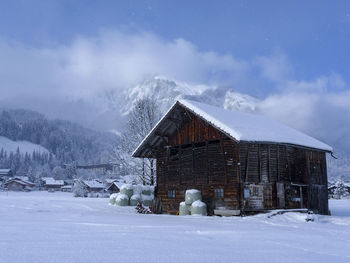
[276,183,285,208]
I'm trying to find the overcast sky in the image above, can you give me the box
[0,0,349,152]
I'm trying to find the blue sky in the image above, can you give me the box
[1,1,350,153]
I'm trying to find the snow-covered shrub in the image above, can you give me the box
[130,194,141,206]
[333,180,350,199]
[191,200,207,216]
[73,180,88,197]
[109,193,118,205]
[115,193,129,206]
[179,201,191,215]
[120,184,134,198]
[185,189,202,205]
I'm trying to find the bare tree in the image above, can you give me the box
[111,97,161,185]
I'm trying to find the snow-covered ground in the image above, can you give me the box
[0,192,349,263]
[0,136,50,154]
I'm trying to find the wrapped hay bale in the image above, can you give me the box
[115,193,129,206]
[191,200,207,216]
[141,185,152,195]
[130,194,141,206]
[185,189,202,205]
[109,193,118,205]
[142,194,154,207]
[179,201,191,216]
[120,184,134,198]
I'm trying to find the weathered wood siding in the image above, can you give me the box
[239,142,328,214]
[156,114,240,215]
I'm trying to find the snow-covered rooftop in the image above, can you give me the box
[133,99,332,157]
[43,177,65,186]
[83,180,105,189]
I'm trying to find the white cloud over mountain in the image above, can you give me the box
[0,28,349,159]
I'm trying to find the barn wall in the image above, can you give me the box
[239,142,328,214]
[156,114,240,215]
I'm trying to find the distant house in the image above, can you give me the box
[61,185,73,192]
[82,180,105,193]
[0,169,13,183]
[42,177,65,191]
[4,178,34,191]
[106,182,120,194]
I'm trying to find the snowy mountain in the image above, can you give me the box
[0,136,49,154]
[112,76,349,181]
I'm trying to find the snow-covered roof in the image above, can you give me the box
[0,169,12,175]
[5,178,34,186]
[83,180,105,189]
[133,99,332,157]
[43,177,65,186]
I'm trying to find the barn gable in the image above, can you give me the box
[133,99,332,158]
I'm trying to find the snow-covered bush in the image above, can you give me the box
[333,180,350,199]
[185,189,202,205]
[73,180,88,197]
[179,202,191,215]
[191,200,207,216]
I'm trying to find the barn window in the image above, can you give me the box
[214,188,224,198]
[252,187,259,196]
[168,190,175,198]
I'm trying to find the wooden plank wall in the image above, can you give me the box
[239,142,328,214]
[156,113,240,215]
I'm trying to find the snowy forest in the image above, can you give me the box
[0,109,117,180]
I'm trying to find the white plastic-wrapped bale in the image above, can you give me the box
[142,194,154,207]
[141,185,152,195]
[179,201,191,216]
[130,194,141,206]
[115,193,129,206]
[109,193,118,205]
[191,200,207,216]
[120,184,134,198]
[185,189,202,205]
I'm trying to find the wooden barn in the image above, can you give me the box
[133,100,332,215]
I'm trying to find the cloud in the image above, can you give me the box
[0,28,349,156]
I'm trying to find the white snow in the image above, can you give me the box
[191,200,206,208]
[0,192,349,263]
[83,180,105,188]
[116,193,128,201]
[0,136,50,154]
[179,99,332,152]
[186,189,200,194]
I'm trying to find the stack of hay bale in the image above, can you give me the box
[109,184,154,207]
[179,189,207,216]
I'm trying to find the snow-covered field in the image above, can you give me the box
[0,192,349,263]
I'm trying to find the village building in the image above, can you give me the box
[133,100,332,215]
[0,169,13,183]
[61,185,73,192]
[82,180,106,193]
[106,182,120,194]
[4,178,35,191]
[42,177,65,191]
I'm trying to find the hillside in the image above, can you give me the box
[0,109,117,167]
[0,136,49,155]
